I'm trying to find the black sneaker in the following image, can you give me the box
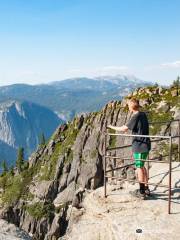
[129,189,146,200]
[144,188,151,197]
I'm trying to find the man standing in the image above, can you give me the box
[108,98,151,199]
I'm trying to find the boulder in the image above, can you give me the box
[156,100,170,112]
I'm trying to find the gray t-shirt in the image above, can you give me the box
[126,111,151,153]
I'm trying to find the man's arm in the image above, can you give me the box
[107,124,128,132]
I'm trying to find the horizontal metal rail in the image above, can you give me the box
[106,132,171,139]
[149,119,180,124]
[105,163,134,173]
[107,135,180,151]
[105,176,169,188]
[107,145,132,151]
[105,154,170,160]
[171,135,180,139]
[105,156,169,164]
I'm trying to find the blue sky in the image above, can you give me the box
[0,0,180,86]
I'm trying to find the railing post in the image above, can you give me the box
[170,120,172,136]
[178,120,180,162]
[168,136,172,214]
[147,152,150,180]
[104,129,107,198]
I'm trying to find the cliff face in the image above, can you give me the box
[0,100,62,166]
[0,100,132,239]
[0,86,179,240]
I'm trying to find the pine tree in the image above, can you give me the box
[39,133,46,146]
[1,159,8,174]
[154,82,159,87]
[172,76,180,87]
[9,166,14,176]
[16,147,24,172]
[172,76,180,96]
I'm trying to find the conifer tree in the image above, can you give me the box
[172,76,180,87]
[39,133,46,146]
[172,76,180,96]
[1,159,8,174]
[16,147,24,172]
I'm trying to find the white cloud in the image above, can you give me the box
[144,61,180,72]
[0,71,49,86]
[101,65,129,71]
[98,65,129,76]
[68,65,130,78]
[160,61,180,69]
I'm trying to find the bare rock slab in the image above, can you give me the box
[63,162,180,240]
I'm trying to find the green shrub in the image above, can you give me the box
[0,162,40,206]
[1,175,24,206]
[149,111,173,135]
[108,129,116,148]
[40,127,79,180]
[155,142,179,161]
[90,149,98,158]
[25,202,54,220]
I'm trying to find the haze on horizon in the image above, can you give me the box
[0,0,180,86]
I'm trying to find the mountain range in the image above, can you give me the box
[0,75,151,168]
[0,75,151,121]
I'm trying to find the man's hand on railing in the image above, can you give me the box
[107,124,128,132]
[107,124,114,129]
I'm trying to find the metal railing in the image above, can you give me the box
[103,119,180,214]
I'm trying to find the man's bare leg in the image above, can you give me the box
[130,167,145,198]
[142,167,148,186]
[137,167,148,184]
[137,167,151,196]
[142,166,150,195]
[137,168,144,183]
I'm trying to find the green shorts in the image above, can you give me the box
[133,152,149,168]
